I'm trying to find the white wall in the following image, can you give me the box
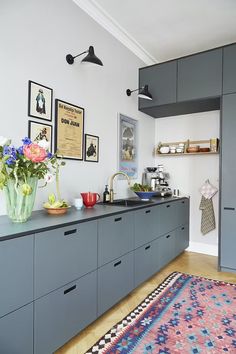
[0,0,155,215]
[155,111,220,256]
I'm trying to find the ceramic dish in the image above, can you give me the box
[44,206,71,215]
[134,191,157,201]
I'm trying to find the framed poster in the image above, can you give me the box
[85,134,99,162]
[118,113,138,178]
[28,80,53,121]
[55,99,84,160]
[28,120,52,152]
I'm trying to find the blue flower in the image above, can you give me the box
[11,147,17,159]
[225,327,236,337]
[17,146,24,155]
[47,152,53,159]
[6,157,16,166]
[169,318,179,327]
[185,314,193,322]
[155,333,167,345]
[222,317,231,326]
[3,146,12,156]
[22,137,32,145]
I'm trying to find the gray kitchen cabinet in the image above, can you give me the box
[220,93,236,270]
[34,220,97,299]
[177,49,222,101]
[220,209,236,270]
[139,60,177,109]
[175,224,189,256]
[134,238,160,288]
[158,231,175,269]
[134,205,160,248]
[34,270,97,354]
[158,201,178,236]
[223,44,236,94]
[0,303,33,354]
[0,235,33,318]
[98,252,134,316]
[98,212,134,266]
[177,198,189,227]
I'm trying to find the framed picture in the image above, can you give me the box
[118,113,138,178]
[84,134,99,162]
[28,80,53,121]
[55,99,84,160]
[28,120,53,152]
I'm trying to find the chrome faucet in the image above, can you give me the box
[109,172,131,203]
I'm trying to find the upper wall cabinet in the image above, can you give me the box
[177,49,223,101]
[139,60,177,109]
[223,44,236,94]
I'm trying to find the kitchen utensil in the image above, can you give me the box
[199,147,210,152]
[81,192,100,208]
[134,191,157,201]
[187,145,200,153]
[160,146,170,154]
[44,206,70,215]
[74,197,83,209]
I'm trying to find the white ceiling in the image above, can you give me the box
[75,0,236,64]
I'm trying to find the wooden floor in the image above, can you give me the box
[56,252,236,354]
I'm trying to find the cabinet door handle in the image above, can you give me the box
[114,217,122,222]
[182,201,185,204]
[114,260,122,267]
[166,234,171,238]
[64,284,76,295]
[181,227,185,230]
[166,205,170,208]
[145,245,151,250]
[64,229,77,236]
[224,207,235,211]
[145,210,151,214]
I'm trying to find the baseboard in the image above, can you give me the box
[187,241,218,256]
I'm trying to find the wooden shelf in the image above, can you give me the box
[157,151,219,156]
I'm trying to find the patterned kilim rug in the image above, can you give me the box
[85,272,236,354]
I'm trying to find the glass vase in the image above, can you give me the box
[4,177,38,223]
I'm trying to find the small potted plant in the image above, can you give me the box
[43,156,70,215]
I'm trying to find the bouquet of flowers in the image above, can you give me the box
[0,136,68,221]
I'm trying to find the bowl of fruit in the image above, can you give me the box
[131,183,157,200]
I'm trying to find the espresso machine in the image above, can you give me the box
[142,165,172,197]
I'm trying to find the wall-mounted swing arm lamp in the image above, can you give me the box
[66,46,103,66]
[126,85,152,100]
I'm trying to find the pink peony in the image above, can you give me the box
[24,143,47,163]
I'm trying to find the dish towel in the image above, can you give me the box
[199,196,216,235]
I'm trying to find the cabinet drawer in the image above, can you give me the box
[175,224,189,256]
[34,270,97,354]
[159,202,178,236]
[158,231,175,269]
[0,303,33,354]
[35,221,97,299]
[134,206,159,248]
[98,252,134,316]
[0,235,33,318]
[98,213,134,266]
[134,239,160,288]
[177,199,189,227]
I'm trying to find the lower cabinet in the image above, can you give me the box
[0,303,33,354]
[134,239,160,287]
[98,252,134,316]
[175,224,189,256]
[158,231,176,268]
[34,271,97,354]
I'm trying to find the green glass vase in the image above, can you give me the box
[4,177,38,222]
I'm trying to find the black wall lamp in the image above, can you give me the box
[66,46,103,66]
[126,85,152,100]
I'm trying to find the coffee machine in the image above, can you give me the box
[142,165,172,197]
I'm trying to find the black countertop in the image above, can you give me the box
[0,196,188,241]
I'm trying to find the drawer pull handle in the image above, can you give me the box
[166,234,170,238]
[64,229,77,236]
[114,217,122,222]
[181,227,185,230]
[114,260,122,267]
[145,245,151,250]
[166,205,170,208]
[224,207,235,211]
[145,210,151,214]
[64,285,76,295]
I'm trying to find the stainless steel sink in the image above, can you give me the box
[99,199,154,207]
